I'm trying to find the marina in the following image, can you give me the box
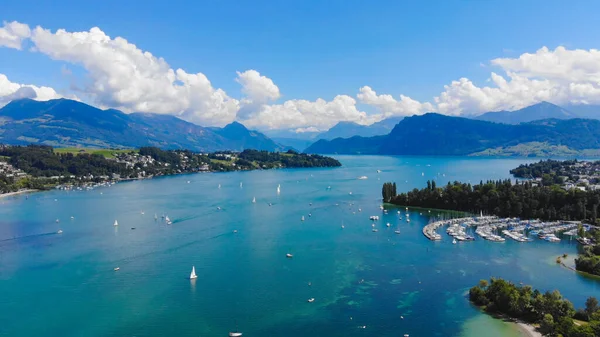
[423,216,584,244]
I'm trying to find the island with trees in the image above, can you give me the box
[0,145,341,194]
[469,278,600,336]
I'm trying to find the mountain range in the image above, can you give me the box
[0,98,283,152]
[268,117,403,151]
[305,113,600,156]
[2,98,600,156]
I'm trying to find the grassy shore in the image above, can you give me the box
[54,147,135,158]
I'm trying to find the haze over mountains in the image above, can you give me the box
[474,101,578,124]
[1,98,600,156]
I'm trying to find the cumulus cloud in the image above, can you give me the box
[0,21,31,50]
[0,73,61,107]
[357,86,434,117]
[240,94,378,130]
[234,70,378,130]
[28,25,239,126]
[295,126,320,133]
[5,20,600,130]
[235,69,280,120]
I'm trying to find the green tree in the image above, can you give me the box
[585,297,599,320]
[539,314,555,335]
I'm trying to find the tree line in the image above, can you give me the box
[385,179,600,222]
[383,179,600,276]
[470,278,600,336]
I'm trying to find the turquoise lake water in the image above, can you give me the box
[1,155,599,336]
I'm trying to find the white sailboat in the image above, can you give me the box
[301,216,305,221]
[113,220,119,226]
[452,239,457,244]
[154,213,158,220]
[277,184,281,194]
[190,266,197,279]
[166,216,172,225]
[252,197,256,203]
[240,182,243,188]
[218,184,221,189]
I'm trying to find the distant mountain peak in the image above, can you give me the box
[475,101,575,124]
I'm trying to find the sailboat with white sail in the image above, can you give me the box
[277,184,281,194]
[166,216,172,225]
[252,197,256,203]
[113,220,118,226]
[190,266,197,279]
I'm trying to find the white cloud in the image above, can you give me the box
[0,21,31,50]
[28,25,239,126]
[235,70,378,130]
[357,86,434,117]
[294,126,320,133]
[236,70,280,104]
[0,73,61,107]
[241,94,378,130]
[5,20,600,129]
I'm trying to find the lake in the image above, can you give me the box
[1,155,599,337]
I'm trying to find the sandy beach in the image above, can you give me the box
[0,189,37,199]
[515,322,542,337]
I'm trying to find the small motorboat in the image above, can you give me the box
[57,229,63,234]
[395,230,401,234]
[233,230,238,233]
[286,253,293,258]
[307,298,315,303]
[114,267,120,271]
[229,332,243,337]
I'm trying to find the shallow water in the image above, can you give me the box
[1,155,598,336]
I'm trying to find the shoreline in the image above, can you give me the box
[472,306,542,337]
[0,189,38,199]
[515,321,542,337]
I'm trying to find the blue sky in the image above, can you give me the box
[1,0,600,130]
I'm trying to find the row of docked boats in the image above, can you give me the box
[423,215,587,244]
[446,224,475,242]
[474,226,505,242]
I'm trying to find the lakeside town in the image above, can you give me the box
[511,160,600,191]
[0,145,341,195]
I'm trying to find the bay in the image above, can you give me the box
[1,155,599,337]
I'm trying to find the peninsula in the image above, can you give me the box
[0,145,340,195]
[382,164,600,276]
[470,278,600,337]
